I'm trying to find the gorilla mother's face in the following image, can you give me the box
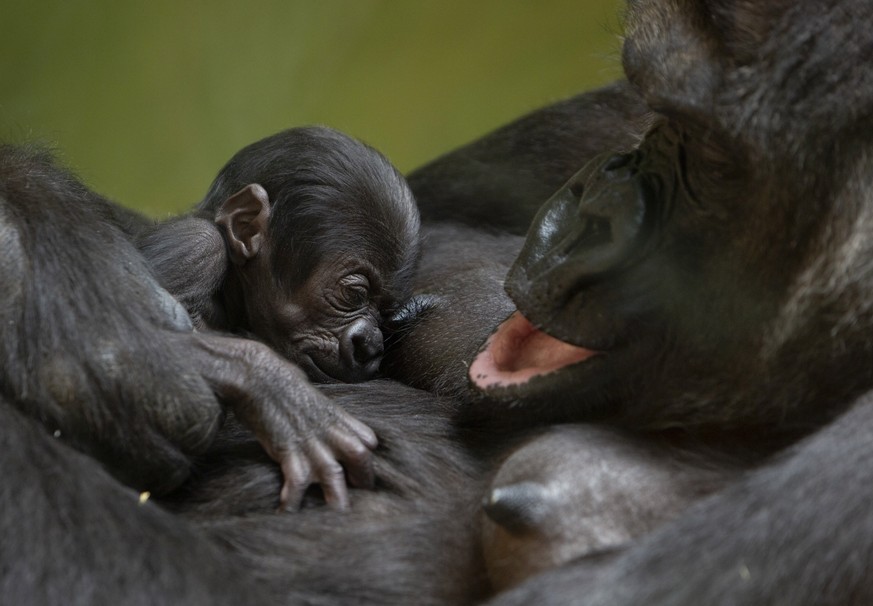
[470,0,873,433]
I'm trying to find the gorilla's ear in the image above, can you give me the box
[216,183,271,265]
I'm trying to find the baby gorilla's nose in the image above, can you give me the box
[340,318,384,381]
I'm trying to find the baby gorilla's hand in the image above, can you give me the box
[259,391,378,511]
[189,332,378,511]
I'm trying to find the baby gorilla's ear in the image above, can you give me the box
[215,184,271,265]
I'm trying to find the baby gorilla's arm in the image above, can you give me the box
[184,331,377,510]
[136,215,228,329]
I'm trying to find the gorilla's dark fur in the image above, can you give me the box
[3,1,873,605]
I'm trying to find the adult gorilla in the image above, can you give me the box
[4,1,873,606]
[428,1,873,604]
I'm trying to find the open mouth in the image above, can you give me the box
[468,311,600,390]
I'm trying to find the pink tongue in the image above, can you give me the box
[469,311,598,389]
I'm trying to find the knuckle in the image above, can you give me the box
[284,454,312,484]
[320,460,345,482]
[343,441,373,466]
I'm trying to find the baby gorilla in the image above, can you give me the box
[140,126,419,381]
[137,126,420,508]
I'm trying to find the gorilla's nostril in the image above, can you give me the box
[352,330,384,364]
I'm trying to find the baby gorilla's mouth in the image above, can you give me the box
[297,355,338,384]
[469,311,599,390]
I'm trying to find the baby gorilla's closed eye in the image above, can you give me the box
[337,275,370,311]
[340,285,368,309]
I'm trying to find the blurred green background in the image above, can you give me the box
[0,0,623,216]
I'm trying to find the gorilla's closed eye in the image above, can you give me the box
[337,274,371,310]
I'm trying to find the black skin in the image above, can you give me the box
[8,0,873,603]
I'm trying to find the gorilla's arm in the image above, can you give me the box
[0,144,222,494]
[0,145,375,508]
[163,381,495,606]
[489,393,873,606]
[0,399,268,605]
[407,81,649,235]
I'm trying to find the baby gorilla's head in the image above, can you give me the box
[200,126,420,382]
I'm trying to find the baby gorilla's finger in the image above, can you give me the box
[278,451,312,512]
[326,424,376,490]
[304,439,350,511]
[341,412,379,450]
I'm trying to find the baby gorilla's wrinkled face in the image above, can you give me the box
[208,128,421,383]
[244,254,392,383]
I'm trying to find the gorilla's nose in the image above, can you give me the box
[340,318,384,381]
